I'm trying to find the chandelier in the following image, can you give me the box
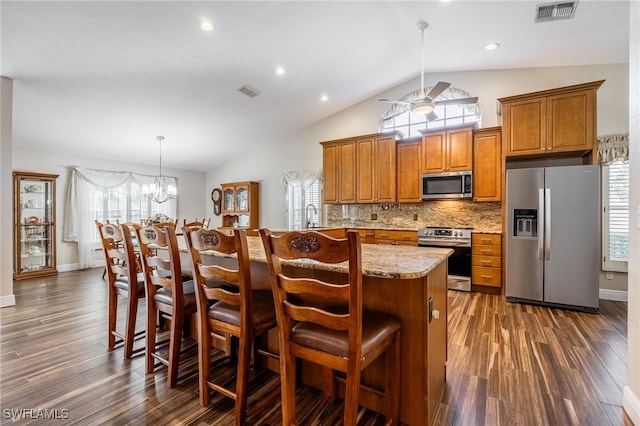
[144,136,176,204]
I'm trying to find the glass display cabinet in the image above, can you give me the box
[13,171,59,280]
[219,181,259,230]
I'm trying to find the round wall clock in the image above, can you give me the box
[211,188,222,216]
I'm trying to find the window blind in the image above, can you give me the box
[602,161,629,271]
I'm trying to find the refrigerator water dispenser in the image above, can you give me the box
[513,209,537,238]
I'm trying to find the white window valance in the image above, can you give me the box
[597,134,629,164]
[281,170,323,192]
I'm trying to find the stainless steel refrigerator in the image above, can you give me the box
[505,165,600,312]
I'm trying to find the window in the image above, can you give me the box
[93,181,175,243]
[63,167,177,269]
[378,86,481,138]
[602,160,629,272]
[283,171,322,230]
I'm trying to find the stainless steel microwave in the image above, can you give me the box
[421,171,473,200]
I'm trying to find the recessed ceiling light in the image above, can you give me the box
[275,66,286,76]
[484,42,500,50]
[320,95,328,102]
[200,21,214,32]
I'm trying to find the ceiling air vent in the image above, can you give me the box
[237,84,261,98]
[535,1,577,22]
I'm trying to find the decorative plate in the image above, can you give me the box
[27,216,39,224]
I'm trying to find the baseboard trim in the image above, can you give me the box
[57,263,79,273]
[599,289,628,302]
[624,386,640,425]
[0,294,16,308]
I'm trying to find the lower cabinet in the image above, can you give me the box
[374,229,418,246]
[471,233,502,288]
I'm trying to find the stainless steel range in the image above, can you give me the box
[417,226,472,292]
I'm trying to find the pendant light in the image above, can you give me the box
[146,136,176,204]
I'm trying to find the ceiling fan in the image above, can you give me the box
[378,21,478,122]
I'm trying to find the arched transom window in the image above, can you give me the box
[378,85,481,138]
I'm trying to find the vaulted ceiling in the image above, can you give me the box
[1,1,630,171]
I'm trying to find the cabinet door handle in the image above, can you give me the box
[481,275,492,280]
[481,260,491,264]
[481,239,492,244]
[481,249,492,255]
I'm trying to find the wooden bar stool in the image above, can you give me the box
[260,229,402,426]
[136,224,196,387]
[183,227,279,425]
[95,221,145,359]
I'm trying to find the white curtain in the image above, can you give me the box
[281,170,323,192]
[64,166,177,269]
[597,134,629,164]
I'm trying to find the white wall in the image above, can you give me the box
[623,1,639,422]
[12,148,207,271]
[1,77,16,307]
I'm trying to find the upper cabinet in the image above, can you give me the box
[420,126,473,174]
[220,181,259,229]
[356,133,397,203]
[498,80,603,161]
[473,127,502,202]
[396,138,422,203]
[14,171,58,280]
[322,139,357,204]
[321,132,399,204]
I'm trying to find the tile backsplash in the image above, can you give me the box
[325,200,502,233]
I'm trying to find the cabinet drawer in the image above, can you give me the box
[472,244,501,257]
[374,230,417,242]
[472,233,501,246]
[472,267,501,287]
[472,255,501,268]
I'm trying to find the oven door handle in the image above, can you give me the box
[418,240,471,248]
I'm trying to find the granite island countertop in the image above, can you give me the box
[194,235,453,280]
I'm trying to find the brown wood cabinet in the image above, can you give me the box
[421,126,473,173]
[374,229,418,246]
[14,171,58,280]
[322,140,357,204]
[321,132,399,204]
[357,134,397,203]
[471,233,502,288]
[473,126,502,202]
[396,138,422,203]
[220,181,259,229]
[498,80,603,160]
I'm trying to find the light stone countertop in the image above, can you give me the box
[196,235,452,280]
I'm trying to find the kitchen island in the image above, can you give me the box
[181,235,451,426]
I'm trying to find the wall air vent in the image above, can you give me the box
[535,1,577,22]
[237,84,261,98]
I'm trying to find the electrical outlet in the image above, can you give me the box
[413,213,418,221]
[370,213,377,220]
[606,271,614,280]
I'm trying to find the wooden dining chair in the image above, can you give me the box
[260,229,402,426]
[183,227,279,425]
[183,218,210,230]
[136,224,197,387]
[95,221,145,359]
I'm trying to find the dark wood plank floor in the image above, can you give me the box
[0,268,630,425]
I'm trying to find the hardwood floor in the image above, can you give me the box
[0,268,630,425]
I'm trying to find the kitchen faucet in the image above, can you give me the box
[305,203,318,228]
